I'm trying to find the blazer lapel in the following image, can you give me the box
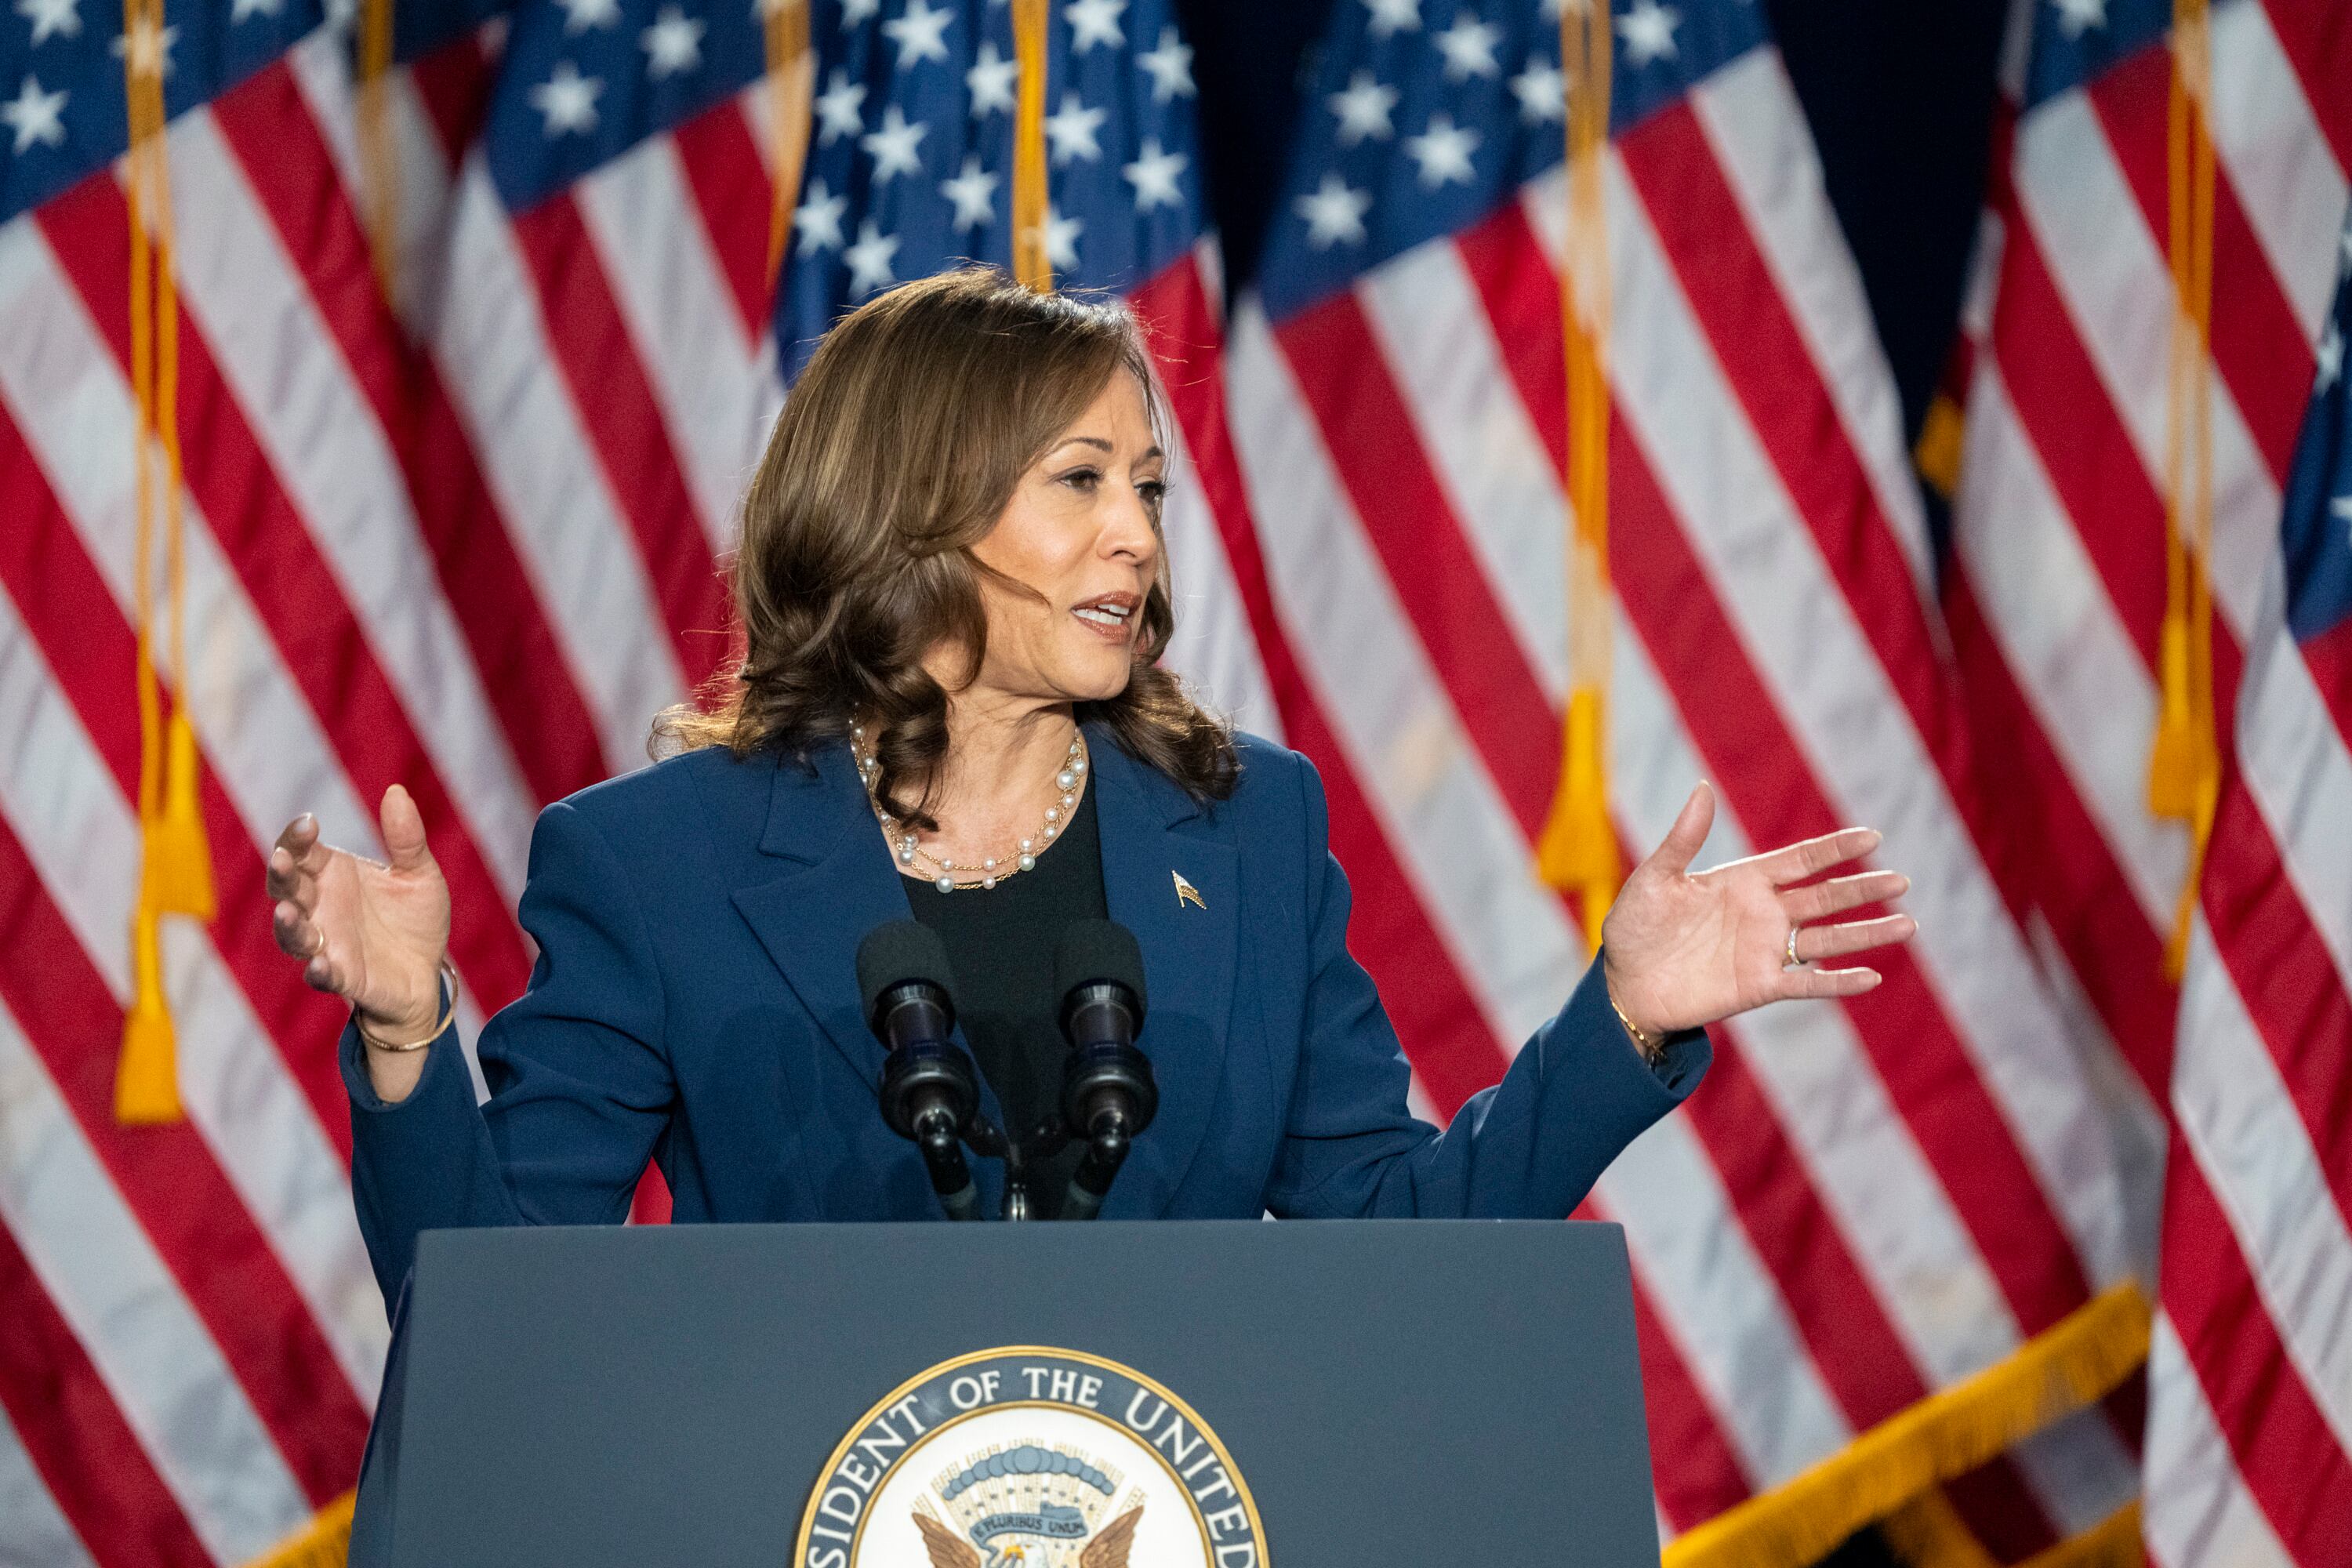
[729,742,913,1091]
[1087,726,1237,1212]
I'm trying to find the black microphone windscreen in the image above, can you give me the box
[856,921,957,1028]
[1054,920,1148,1024]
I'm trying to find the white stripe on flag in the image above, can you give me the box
[1154,424,1284,742]
[0,217,386,862]
[165,106,535,898]
[0,1399,96,1568]
[2209,0,2350,339]
[1951,363,2182,922]
[2173,920,2352,1452]
[2233,604,2352,982]
[2143,1311,2295,1568]
[1692,49,1938,593]
[576,135,770,552]
[0,582,387,1404]
[0,1000,310,1566]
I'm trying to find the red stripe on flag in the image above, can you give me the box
[210,62,609,808]
[0,819,368,1506]
[2256,0,2352,169]
[34,180,534,1011]
[1942,577,2176,1097]
[1617,1240,1762,1528]
[2088,49,2316,480]
[0,443,356,1153]
[510,194,732,688]
[406,33,497,169]
[2200,776,2352,1208]
[0,1221,214,1568]
[670,99,777,348]
[2159,1144,2352,1559]
[1271,292,1564,835]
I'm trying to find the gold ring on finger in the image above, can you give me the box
[1785,923,1803,967]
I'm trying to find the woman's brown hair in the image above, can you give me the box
[655,267,1237,829]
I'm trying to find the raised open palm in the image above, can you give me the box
[1601,782,1914,1040]
[267,785,451,1040]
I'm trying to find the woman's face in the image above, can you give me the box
[962,371,1165,708]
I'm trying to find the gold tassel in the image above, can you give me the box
[140,711,215,920]
[238,1491,355,1568]
[2152,0,2219,978]
[1911,391,1965,502]
[118,0,208,1124]
[116,906,181,1124]
[356,0,398,299]
[1534,0,1619,942]
[1881,1489,1998,1568]
[1009,0,1051,291]
[760,0,814,287]
[1662,1282,2151,1568]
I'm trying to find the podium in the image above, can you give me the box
[354,1219,1663,1566]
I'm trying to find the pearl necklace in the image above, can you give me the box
[854,724,1087,892]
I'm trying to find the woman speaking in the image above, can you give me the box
[267,270,1913,1302]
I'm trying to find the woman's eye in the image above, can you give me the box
[1058,467,1102,492]
[1138,480,1167,509]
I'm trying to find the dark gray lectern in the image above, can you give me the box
[356,1220,1661,1566]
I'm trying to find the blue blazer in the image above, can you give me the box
[343,728,1711,1304]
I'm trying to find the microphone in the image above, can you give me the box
[1054,920,1157,1221]
[857,922,982,1221]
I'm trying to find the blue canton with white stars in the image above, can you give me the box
[2021,0,2170,111]
[768,0,1203,379]
[1255,0,1766,325]
[2278,207,2352,645]
[0,0,503,228]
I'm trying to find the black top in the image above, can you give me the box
[902,782,1107,1218]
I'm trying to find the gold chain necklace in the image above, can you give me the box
[854,723,1087,892]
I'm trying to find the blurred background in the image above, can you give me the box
[2,2,2346,1567]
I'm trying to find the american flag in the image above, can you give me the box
[2141,201,2352,1567]
[1944,0,2351,1561]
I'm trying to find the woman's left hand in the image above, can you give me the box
[1600,782,1915,1040]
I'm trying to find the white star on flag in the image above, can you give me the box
[231,0,284,21]
[940,154,998,230]
[1296,171,1372,248]
[2318,322,2343,393]
[862,103,928,180]
[1045,92,1107,164]
[1066,0,1126,53]
[640,5,705,78]
[556,0,619,33]
[1328,70,1398,146]
[2331,495,2352,536]
[1138,26,1195,103]
[966,41,1018,116]
[1363,0,1418,40]
[1036,204,1083,271]
[1510,58,1564,124]
[1403,114,1479,187]
[1,74,67,154]
[793,177,848,252]
[882,0,954,69]
[1432,13,1501,81]
[844,220,901,296]
[2050,0,2106,38]
[14,0,80,47]
[528,60,603,135]
[1615,0,1680,65]
[840,0,880,23]
[815,69,867,143]
[110,14,176,79]
[1122,137,1187,211]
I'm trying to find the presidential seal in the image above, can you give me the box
[795,1346,1266,1568]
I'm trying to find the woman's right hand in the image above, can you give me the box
[268,784,452,1102]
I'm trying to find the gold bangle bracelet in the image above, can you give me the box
[1608,991,1665,1062]
[354,960,459,1054]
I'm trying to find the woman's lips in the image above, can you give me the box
[1071,593,1138,641]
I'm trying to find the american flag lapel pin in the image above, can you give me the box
[1171,869,1207,910]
